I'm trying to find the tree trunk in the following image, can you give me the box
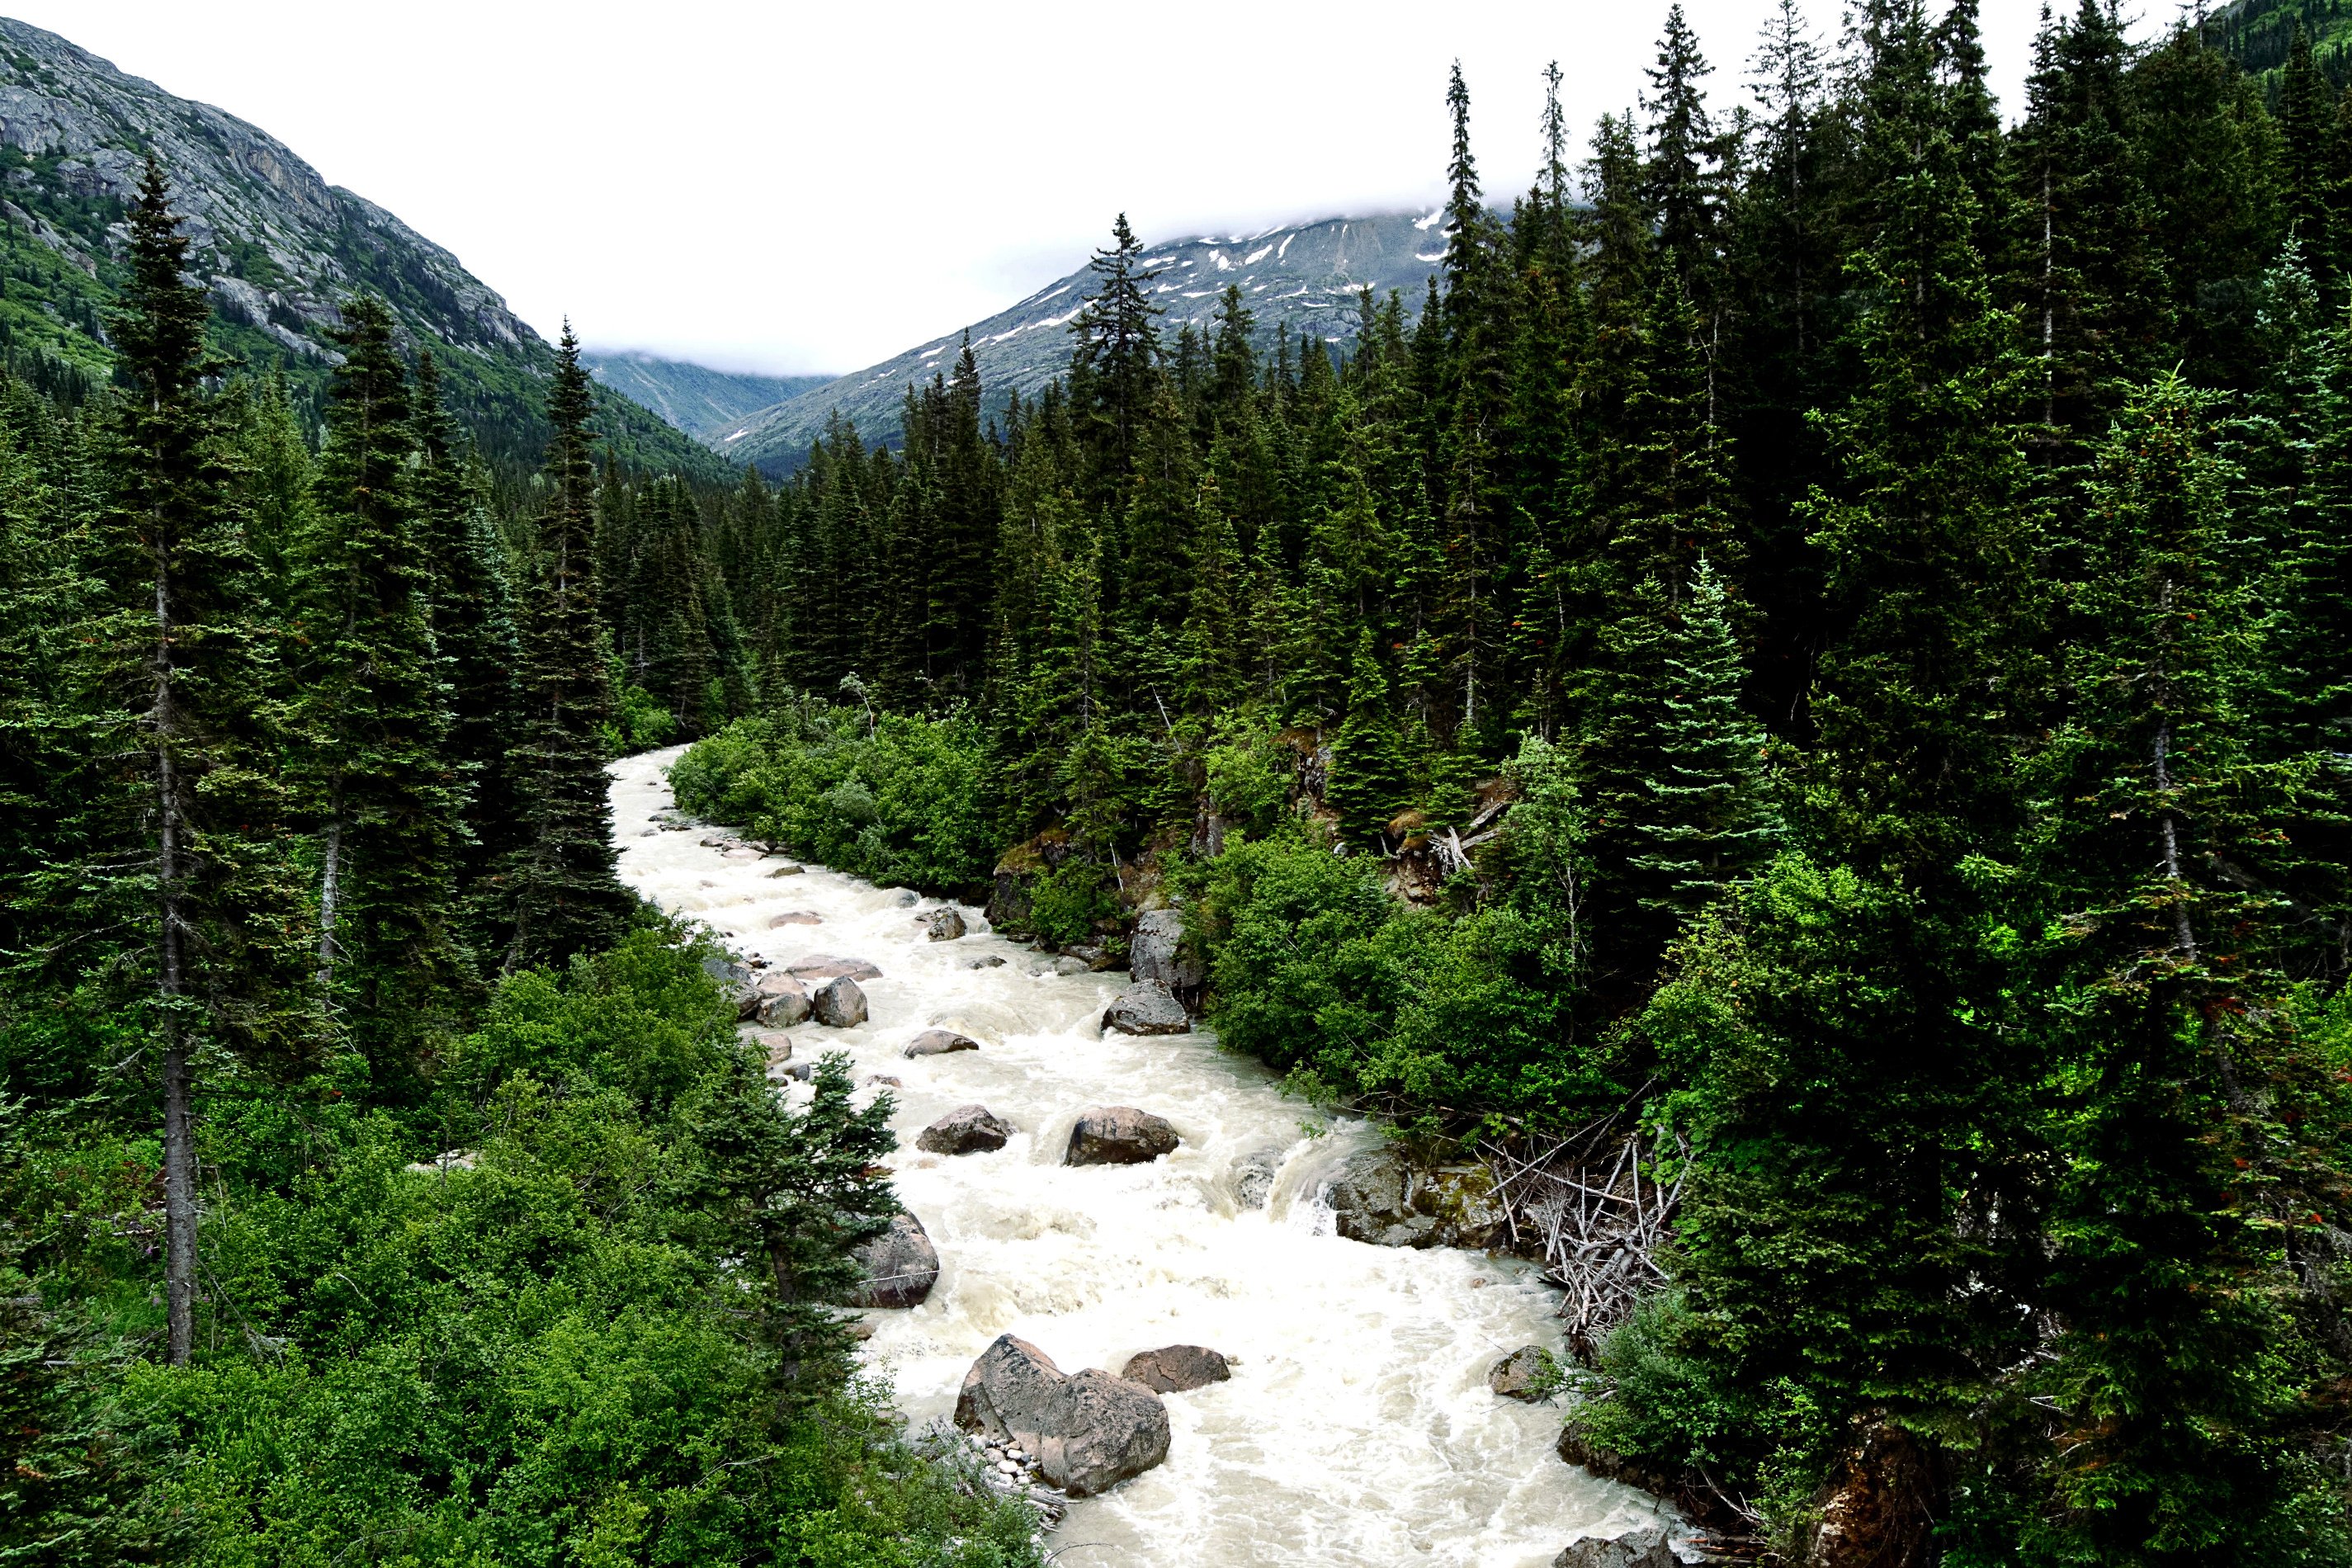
[315,806,344,989]
[154,567,195,1367]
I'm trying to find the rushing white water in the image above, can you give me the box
[610,748,1668,1566]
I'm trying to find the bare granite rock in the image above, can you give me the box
[1119,1344,1231,1393]
[1066,1108,1178,1166]
[846,1213,937,1309]
[917,1104,1014,1155]
[953,1334,1170,1497]
[812,975,868,1027]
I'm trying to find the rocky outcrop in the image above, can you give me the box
[1120,1344,1230,1393]
[921,908,967,941]
[1552,1528,1674,1568]
[1102,981,1189,1037]
[811,976,868,1027]
[701,956,761,1020]
[754,974,810,1027]
[1320,1149,1509,1249]
[1127,908,1204,1004]
[1489,1345,1560,1401]
[917,1104,1014,1155]
[846,1212,938,1309]
[953,1334,1171,1498]
[1807,1419,1935,1568]
[1065,1108,1179,1166]
[787,955,882,981]
[904,1028,980,1057]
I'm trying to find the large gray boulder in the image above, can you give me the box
[903,1028,980,1058]
[953,1334,1171,1497]
[846,1212,938,1309]
[1127,908,1203,996]
[920,908,967,941]
[1102,981,1189,1037]
[917,1103,1014,1155]
[787,955,882,981]
[701,956,761,1020]
[1066,1108,1178,1166]
[767,910,823,927]
[1120,1344,1231,1393]
[1490,1345,1561,1401]
[755,974,810,1027]
[1553,1528,1674,1568]
[811,975,868,1028]
[1320,1148,1509,1249]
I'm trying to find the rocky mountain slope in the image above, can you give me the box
[582,350,830,444]
[719,210,1455,475]
[0,17,720,476]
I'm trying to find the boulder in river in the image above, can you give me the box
[1120,1344,1230,1393]
[1320,1148,1510,1249]
[767,863,805,877]
[812,975,868,1028]
[755,975,810,1027]
[701,956,761,1021]
[788,955,882,981]
[904,1028,980,1058]
[1127,908,1204,998]
[1552,1529,1674,1568]
[1489,1345,1561,1401]
[1234,1147,1285,1211]
[1102,981,1189,1037]
[953,1334,1171,1497]
[768,910,823,928]
[748,1029,793,1065]
[722,846,763,860]
[966,955,1006,969]
[1066,1107,1178,1165]
[917,1103,1014,1155]
[921,908,966,941]
[846,1212,937,1309]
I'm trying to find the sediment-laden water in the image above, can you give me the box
[610,747,1667,1566]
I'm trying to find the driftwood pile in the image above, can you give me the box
[1481,1117,1689,1364]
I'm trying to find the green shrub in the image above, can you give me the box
[672,709,995,894]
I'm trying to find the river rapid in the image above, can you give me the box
[609,747,1667,1566]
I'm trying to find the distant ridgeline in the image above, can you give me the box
[2212,0,2352,90]
[0,18,722,477]
[715,210,1467,475]
[581,350,831,446]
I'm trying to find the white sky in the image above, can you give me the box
[19,1,2060,376]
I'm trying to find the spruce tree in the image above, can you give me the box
[505,324,631,968]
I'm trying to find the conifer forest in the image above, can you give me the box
[17,0,2352,1563]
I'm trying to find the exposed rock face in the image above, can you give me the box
[1127,909,1204,1002]
[1808,1419,1935,1568]
[1489,1345,1559,1401]
[767,910,823,927]
[754,975,810,1027]
[847,1212,937,1309]
[1234,1147,1285,1211]
[787,955,882,981]
[904,1028,980,1058]
[1119,1344,1230,1393]
[811,976,868,1027]
[1320,1149,1509,1249]
[1066,1108,1178,1166]
[952,1334,1171,1498]
[1102,981,1189,1037]
[917,1104,1014,1155]
[921,908,967,941]
[1552,1528,1674,1568]
[701,956,761,1020]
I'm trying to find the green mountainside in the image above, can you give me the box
[2213,0,2352,89]
[580,349,829,443]
[0,17,726,478]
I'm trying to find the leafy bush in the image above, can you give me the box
[672,708,996,894]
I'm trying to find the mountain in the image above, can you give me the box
[0,17,725,478]
[2208,0,2352,91]
[581,350,831,444]
[718,210,1455,474]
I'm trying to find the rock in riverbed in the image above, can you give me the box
[1320,1148,1509,1249]
[787,955,882,981]
[755,975,810,1026]
[1127,907,1204,996]
[1102,980,1188,1036]
[904,1028,980,1058]
[920,908,966,941]
[1553,1528,1674,1568]
[701,956,761,1020]
[1120,1344,1230,1392]
[954,1334,1171,1497]
[1490,1344,1560,1401]
[1066,1107,1178,1165]
[812,976,868,1027]
[917,1103,1014,1155]
[767,863,804,877]
[768,910,823,927]
[847,1212,937,1308]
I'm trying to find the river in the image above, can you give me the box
[610,746,1667,1566]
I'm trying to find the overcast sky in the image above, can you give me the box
[21,1,2067,376]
